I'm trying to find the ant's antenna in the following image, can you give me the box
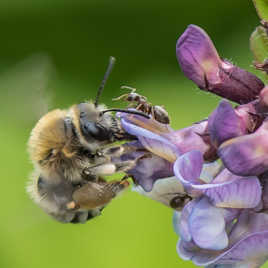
[100,108,150,119]
[94,56,116,107]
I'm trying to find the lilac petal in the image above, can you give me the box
[173,211,181,236]
[207,212,268,267]
[173,150,204,186]
[177,212,268,266]
[174,157,236,191]
[178,199,199,242]
[208,100,247,147]
[127,154,174,192]
[219,120,268,176]
[205,175,261,209]
[176,239,218,263]
[261,175,268,210]
[167,120,215,159]
[208,231,268,268]
[138,136,179,163]
[119,113,179,162]
[176,24,221,89]
[176,25,264,104]
[176,208,238,265]
[189,197,228,250]
[191,167,261,208]
[200,161,221,183]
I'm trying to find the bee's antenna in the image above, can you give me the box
[94,56,116,107]
[100,108,150,119]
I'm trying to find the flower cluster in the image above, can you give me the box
[117,25,268,267]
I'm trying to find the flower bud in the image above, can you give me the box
[176,25,264,104]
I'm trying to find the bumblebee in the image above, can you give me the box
[27,57,148,223]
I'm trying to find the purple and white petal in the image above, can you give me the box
[173,150,204,186]
[219,120,268,176]
[178,199,199,242]
[118,112,179,162]
[205,176,261,209]
[200,161,222,183]
[208,100,247,147]
[176,24,221,89]
[207,212,268,267]
[189,197,228,250]
[127,154,174,192]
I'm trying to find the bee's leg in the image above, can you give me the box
[102,146,125,158]
[83,159,138,178]
[83,163,118,177]
[114,160,137,172]
[103,179,130,196]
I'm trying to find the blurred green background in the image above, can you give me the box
[0,1,266,268]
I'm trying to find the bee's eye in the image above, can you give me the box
[80,118,111,141]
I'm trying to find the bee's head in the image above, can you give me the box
[70,102,116,150]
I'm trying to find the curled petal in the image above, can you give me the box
[205,174,261,209]
[128,154,174,192]
[207,231,268,268]
[208,100,247,147]
[168,120,216,160]
[177,239,219,265]
[199,161,222,183]
[178,199,199,242]
[176,25,264,104]
[173,150,204,186]
[173,211,181,236]
[208,212,268,267]
[219,120,268,176]
[189,197,228,250]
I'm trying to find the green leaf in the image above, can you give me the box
[250,26,268,63]
[250,25,268,81]
[253,0,268,22]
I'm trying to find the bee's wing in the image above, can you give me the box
[132,176,186,210]
[0,53,54,123]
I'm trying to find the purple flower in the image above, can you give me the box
[117,109,267,267]
[174,209,268,267]
[171,150,268,267]
[176,25,264,104]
